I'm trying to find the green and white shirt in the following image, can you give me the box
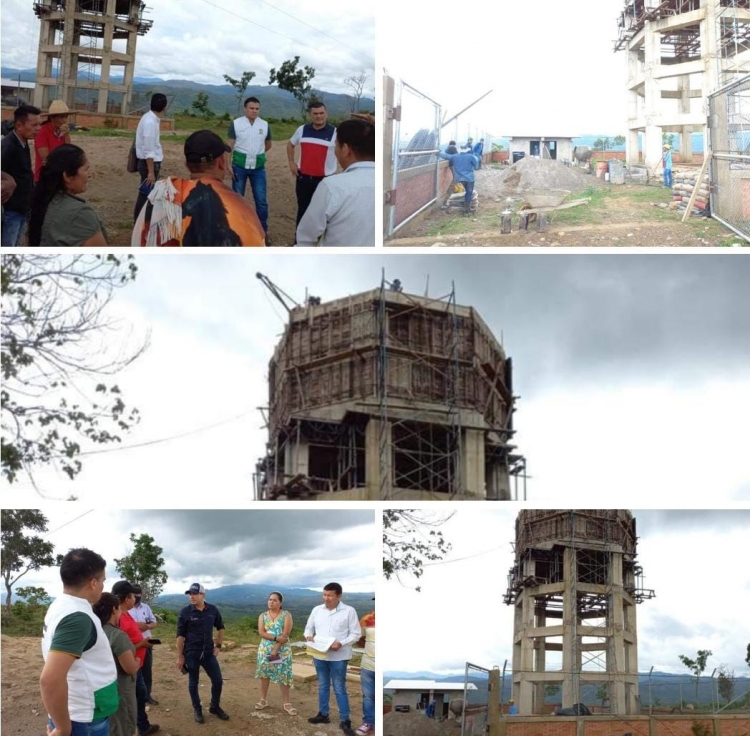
[42,594,119,722]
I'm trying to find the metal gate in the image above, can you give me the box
[386,79,442,236]
[708,74,750,242]
[460,661,491,736]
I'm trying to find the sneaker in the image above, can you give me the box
[147,697,159,706]
[308,712,331,724]
[209,706,230,721]
[193,707,204,724]
[139,726,160,736]
[356,725,374,735]
[340,719,355,735]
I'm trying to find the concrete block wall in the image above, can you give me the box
[500,716,750,736]
[0,107,174,132]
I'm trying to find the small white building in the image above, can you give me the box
[506,135,578,163]
[1,79,35,106]
[385,679,478,718]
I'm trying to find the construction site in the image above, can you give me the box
[383,0,750,246]
[253,274,526,502]
[31,0,153,114]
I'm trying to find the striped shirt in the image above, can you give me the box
[290,123,337,177]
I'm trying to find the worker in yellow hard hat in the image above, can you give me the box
[509,699,518,716]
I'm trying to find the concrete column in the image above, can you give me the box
[562,547,577,707]
[123,29,138,113]
[534,606,547,713]
[98,0,116,113]
[283,437,309,479]
[626,47,641,166]
[677,77,693,163]
[488,668,501,736]
[518,580,535,714]
[486,460,510,500]
[701,0,721,93]
[643,20,664,171]
[461,428,485,498]
[365,418,391,499]
[610,552,627,713]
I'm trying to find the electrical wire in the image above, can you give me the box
[43,509,95,537]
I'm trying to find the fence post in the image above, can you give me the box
[489,667,501,736]
[383,74,396,239]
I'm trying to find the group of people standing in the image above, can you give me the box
[39,548,376,736]
[439,137,485,214]
[1,93,375,247]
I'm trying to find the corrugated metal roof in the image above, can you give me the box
[1,79,36,90]
[384,680,478,691]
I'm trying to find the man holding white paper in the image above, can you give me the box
[305,583,361,735]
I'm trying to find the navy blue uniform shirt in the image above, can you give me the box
[176,602,225,654]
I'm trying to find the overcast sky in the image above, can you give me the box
[381,509,750,678]
[16,508,376,597]
[384,0,638,138]
[2,253,749,504]
[1,0,374,96]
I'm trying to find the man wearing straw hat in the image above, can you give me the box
[34,100,71,181]
[661,144,673,189]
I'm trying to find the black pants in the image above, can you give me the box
[134,159,162,223]
[186,651,223,710]
[142,645,153,697]
[295,174,325,227]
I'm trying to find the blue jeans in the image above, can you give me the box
[461,180,475,210]
[313,658,350,721]
[186,651,223,710]
[231,164,268,232]
[49,717,109,736]
[360,667,375,727]
[1,208,27,246]
[663,168,673,188]
[136,669,151,734]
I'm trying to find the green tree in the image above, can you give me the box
[2,255,146,485]
[269,56,316,119]
[191,92,215,120]
[613,135,626,148]
[662,132,675,148]
[593,137,613,152]
[1,510,56,612]
[746,643,750,667]
[679,649,712,703]
[383,510,453,592]
[545,684,561,699]
[343,71,368,113]
[223,70,256,116]
[717,665,735,704]
[16,585,51,606]
[595,684,609,708]
[492,143,505,152]
[114,533,167,603]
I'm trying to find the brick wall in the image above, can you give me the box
[393,160,453,229]
[1,106,174,131]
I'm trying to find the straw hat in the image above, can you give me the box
[662,144,670,150]
[48,100,69,116]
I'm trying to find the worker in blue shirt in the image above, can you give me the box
[508,699,518,715]
[472,139,484,169]
[439,146,479,214]
[661,144,673,188]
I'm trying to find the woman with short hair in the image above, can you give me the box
[92,592,139,736]
[28,144,107,246]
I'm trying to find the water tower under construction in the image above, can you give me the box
[254,275,525,501]
[504,510,655,715]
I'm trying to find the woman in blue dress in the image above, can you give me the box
[255,591,295,714]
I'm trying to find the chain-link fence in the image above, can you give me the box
[709,73,750,242]
[460,662,490,736]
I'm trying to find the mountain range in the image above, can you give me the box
[1,67,374,119]
[151,583,374,623]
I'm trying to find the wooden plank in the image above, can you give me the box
[681,151,711,223]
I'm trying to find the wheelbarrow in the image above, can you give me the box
[501,188,590,233]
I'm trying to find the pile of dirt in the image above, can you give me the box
[383,711,462,736]
[508,157,597,193]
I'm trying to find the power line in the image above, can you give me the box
[194,0,373,65]
[77,411,252,457]
[422,545,506,568]
[44,509,95,538]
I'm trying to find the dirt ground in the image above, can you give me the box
[387,163,741,247]
[383,711,462,736]
[1,635,364,736]
[48,133,299,246]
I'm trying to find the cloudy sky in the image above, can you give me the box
[383,0,639,138]
[14,508,376,597]
[2,252,749,504]
[381,509,750,679]
[1,0,374,96]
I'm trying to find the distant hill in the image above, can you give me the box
[153,583,374,624]
[384,670,750,707]
[1,67,374,119]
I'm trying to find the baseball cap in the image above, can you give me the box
[184,130,230,164]
[112,580,137,597]
[185,583,206,595]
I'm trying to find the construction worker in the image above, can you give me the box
[662,144,673,188]
[508,699,518,715]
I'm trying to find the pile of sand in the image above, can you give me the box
[477,158,600,199]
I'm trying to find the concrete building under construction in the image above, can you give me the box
[504,510,655,716]
[32,0,153,113]
[254,277,525,501]
[614,0,750,170]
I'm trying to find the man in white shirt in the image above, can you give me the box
[295,118,374,247]
[129,584,159,705]
[226,96,272,237]
[305,583,361,735]
[134,93,168,222]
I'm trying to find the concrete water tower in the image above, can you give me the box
[32,0,153,113]
[503,510,655,715]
